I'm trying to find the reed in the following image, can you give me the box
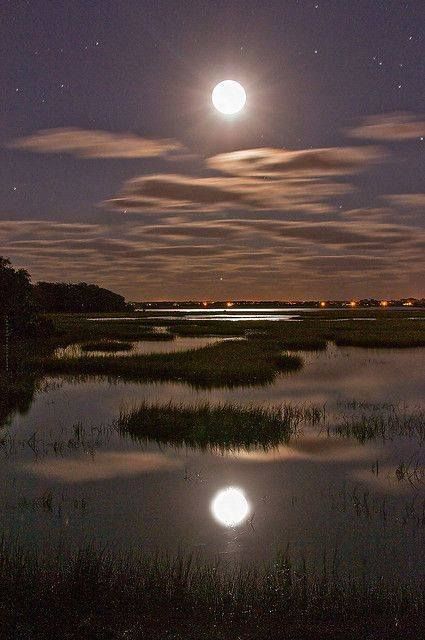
[0,540,423,639]
[116,402,311,449]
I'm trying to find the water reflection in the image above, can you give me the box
[20,451,183,482]
[234,436,378,463]
[55,336,229,359]
[211,487,250,527]
[2,344,425,577]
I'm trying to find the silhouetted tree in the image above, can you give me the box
[34,281,126,313]
[0,257,37,337]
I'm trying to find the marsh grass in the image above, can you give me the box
[395,456,425,487]
[40,339,303,387]
[0,541,423,639]
[46,313,425,350]
[50,314,175,342]
[0,421,115,459]
[166,316,425,349]
[332,406,425,443]
[116,402,313,449]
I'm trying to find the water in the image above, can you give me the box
[88,306,421,321]
[1,342,424,578]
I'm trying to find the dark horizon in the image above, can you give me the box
[131,298,424,307]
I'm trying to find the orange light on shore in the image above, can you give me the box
[380,300,388,307]
[320,301,326,307]
[202,301,208,307]
[349,301,357,307]
[226,301,234,307]
[403,301,413,306]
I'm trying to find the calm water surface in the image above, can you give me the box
[2,342,424,578]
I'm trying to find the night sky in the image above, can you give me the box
[1,0,424,300]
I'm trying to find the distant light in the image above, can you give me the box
[320,301,326,307]
[350,301,357,307]
[202,301,208,307]
[380,300,388,307]
[226,301,234,307]
[211,487,250,527]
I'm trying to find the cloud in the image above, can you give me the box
[347,113,425,141]
[102,172,352,214]
[2,213,423,299]
[102,144,385,214]
[207,146,384,178]
[383,194,425,208]
[8,128,183,158]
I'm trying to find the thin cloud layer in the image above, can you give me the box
[103,143,384,214]
[8,128,183,158]
[384,194,425,208]
[3,113,424,299]
[207,146,384,177]
[348,113,425,141]
[2,214,424,299]
[102,172,351,213]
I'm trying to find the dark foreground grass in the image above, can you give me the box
[81,340,133,352]
[40,339,302,387]
[0,543,423,640]
[117,402,307,449]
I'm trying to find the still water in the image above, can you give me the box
[2,342,424,578]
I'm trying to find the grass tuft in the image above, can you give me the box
[39,340,303,388]
[116,402,308,449]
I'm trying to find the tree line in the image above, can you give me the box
[1,256,127,338]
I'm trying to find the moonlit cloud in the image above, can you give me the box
[383,194,425,208]
[102,172,351,213]
[207,146,384,177]
[2,116,424,299]
[2,213,424,299]
[347,113,425,141]
[102,143,385,214]
[8,128,183,158]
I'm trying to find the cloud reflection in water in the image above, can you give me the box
[20,451,183,483]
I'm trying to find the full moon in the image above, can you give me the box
[211,487,250,527]
[212,80,246,115]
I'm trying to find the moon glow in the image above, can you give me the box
[212,80,247,115]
